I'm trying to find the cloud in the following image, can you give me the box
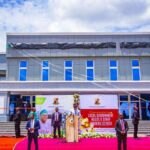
[0,0,150,52]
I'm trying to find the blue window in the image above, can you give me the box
[132,60,139,67]
[132,60,140,81]
[86,60,94,80]
[20,61,27,67]
[109,60,118,81]
[43,61,49,67]
[65,60,72,81]
[65,61,72,67]
[110,69,117,80]
[42,61,49,81]
[110,60,117,67]
[19,61,27,81]
[133,68,140,80]
[87,60,93,67]
[19,69,27,81]
[87,69,94,80]
[42,69,49,81]
[65,69,72,81]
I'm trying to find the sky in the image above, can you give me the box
[0,0,150,52]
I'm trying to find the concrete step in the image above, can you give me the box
[0,121,150,136]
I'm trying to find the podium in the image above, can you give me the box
[66,115,78,142]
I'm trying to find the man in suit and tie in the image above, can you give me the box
[51,107,62,138]
[26,112,40,150]
[132,105,139,138]
[115,113,129,150]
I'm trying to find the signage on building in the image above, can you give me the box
[36,94,118,135]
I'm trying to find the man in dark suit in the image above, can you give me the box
[51,107,62,138]
[115,113,129,150]
[132,105,139,138]
[14,107,21,138]
[26,112,40,150]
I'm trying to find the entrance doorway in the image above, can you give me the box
[119,95,141,119]
[9,95,35,121]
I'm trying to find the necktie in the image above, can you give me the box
[55,113,58,121]
[121,120,125,131]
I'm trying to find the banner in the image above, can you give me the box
[36,95,74,114]
[80,94,118,133]
[36,95,74,135]
[35,94,118,135]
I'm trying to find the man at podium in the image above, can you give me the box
[70,103,81,117]
[66,103,81,142]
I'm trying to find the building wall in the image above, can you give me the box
[6,56,150,81]
[6,33,150,81]
[0,54,6,80]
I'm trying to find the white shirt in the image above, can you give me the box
[69,109,81,116]
[31,119,35,128]
[55,112,59,121]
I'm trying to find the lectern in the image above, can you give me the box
[66,115,78,142]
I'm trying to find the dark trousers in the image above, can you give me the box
[134,124,138,138]
[28,134,38,150]
[15,123,20,137]
[117,135,127,150]
[53,123,61,138]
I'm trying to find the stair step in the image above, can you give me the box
[0,121,150,136]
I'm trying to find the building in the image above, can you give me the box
[0,32,150,121]
[0,53,6,81]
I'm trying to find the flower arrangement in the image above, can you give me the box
[79,133,115,138]
[38,133,115,138]
[38,134,53,138]
[80,117,115,138]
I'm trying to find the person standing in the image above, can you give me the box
[28,107,38,121]
[132,105,139,138]
[115,113,129,150]
[69,103,81,135]
[70,103,81,116]
[25,102,31,119]
[14,107,21,138]
[51,107,62,138]
[26,112,40,150]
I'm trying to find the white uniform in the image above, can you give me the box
[69,109,81,116]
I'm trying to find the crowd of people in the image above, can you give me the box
[13,103,140,150]
[13,103,80,150]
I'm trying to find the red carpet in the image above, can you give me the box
[14,137,150,150]
[0,137,24,150]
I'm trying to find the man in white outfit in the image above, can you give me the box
[69,103,81,135]
[70,103,81,116]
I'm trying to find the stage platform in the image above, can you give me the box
[12,137,150,150]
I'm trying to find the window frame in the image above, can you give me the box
[64,60,73,81]
[109,59,118,81]
[86,60,95,81]
[132,59,141,81]
[41,60,49,81]
[19,60,27,81]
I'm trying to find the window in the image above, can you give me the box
[19,61,27,81]
[42,60,49,81]
[65,60,72,81]
[119,95,129,119]
[109,60,118,80]
[132,60,140,80]
[86,60,94,80]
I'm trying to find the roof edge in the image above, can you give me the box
[6,32,150,36]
